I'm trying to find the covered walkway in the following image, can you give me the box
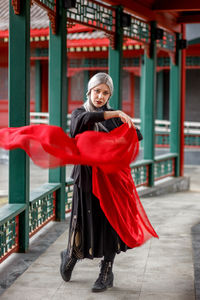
[0,166,199,300]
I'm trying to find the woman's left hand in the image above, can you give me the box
[117,111,135,128]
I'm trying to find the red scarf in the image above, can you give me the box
[0,123,158,247]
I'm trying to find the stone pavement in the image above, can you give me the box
[0,165,200,299]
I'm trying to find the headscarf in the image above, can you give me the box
[83,73,114,131]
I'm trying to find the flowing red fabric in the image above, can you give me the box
[0,123,158,247]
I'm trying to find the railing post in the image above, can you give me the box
[9,0,30,252]
[108,6,123,110]
[48,0,67,221]
[140,21,157,187]
[169,33,181,177]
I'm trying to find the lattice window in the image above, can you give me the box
[157,30,175,52]
[155,134,169,147]
[157,57,170,67]
[0,217,18,260]
[35,0,55,11]
[154,158,174,180]
[123,18,149,44]
[131,164,149,187]
[67,0,115,33]
[186,56,200,66]
[29,192,55,235]
[184,135,200,147]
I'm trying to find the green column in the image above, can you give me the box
[35,54,41,112]
[9,0,30,251]
[84,69,89,102]
[108,6,123,110]
[48,1,67,221]
[169,34,181,177]
[140,22,157,186]
[156,71,164,120]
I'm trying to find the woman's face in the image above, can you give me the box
[90,83,111,108]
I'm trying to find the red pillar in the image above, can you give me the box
[41,61,48,112]
[180,24,186,176]
[130,73,135,117]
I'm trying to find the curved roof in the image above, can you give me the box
[0,2,49,31]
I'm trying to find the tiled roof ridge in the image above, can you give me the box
[0,2,49,31]
[0,1,106,38]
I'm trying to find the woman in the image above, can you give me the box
[60,72,156,293]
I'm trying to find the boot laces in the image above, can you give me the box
[65,257,76,270]
[98,261,112,283]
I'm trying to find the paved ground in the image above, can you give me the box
[0,165,199,299]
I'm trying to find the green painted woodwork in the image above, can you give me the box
[154,153,178,161]
[155,133,169,146]
[0,204,26,261]
[154,158,174,179]
[9,0,30,252]
[69,58,139,69]
[37,0,55,11]
[0,215,17,260]
[0,204,26,226]
[48,1,67,221]
[84,69,89,103]
[108,6,123,110]
[156,71,164,120]
[157,57,170,67]
[66,0,115,33]
[186,56,200,66]
[140,22,157,186]
[35,57,41,112]
[131,159,152,187]
[30,183,61,203]
[169,34,181,177]
[154,153,178,180]
[157,30,175,52]
[157,56,200,67]
[188,37,200,46]
[29,184,60,234]
[123,18,149,44]
[29,192,55,234]
[29,183,60,235]
[184,134,200,146]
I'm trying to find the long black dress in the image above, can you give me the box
[66,105,142,259]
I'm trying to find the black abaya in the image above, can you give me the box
[66,106,142,259]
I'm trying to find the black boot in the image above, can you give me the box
[60,250,77,282]
[92,260,114,293]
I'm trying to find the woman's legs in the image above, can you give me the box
[60,250,77,282]
[92,252,116,293]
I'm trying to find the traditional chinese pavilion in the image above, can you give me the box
[0,0,200,261]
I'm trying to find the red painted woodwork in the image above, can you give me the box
[130,73,135,117]
[178,14,200,24]
[153,0,200,12]
[41,61,48,112]
[11,0,20,15]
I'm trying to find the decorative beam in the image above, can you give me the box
[153,0,200,12]
[12,0,20,14]
[33,0,57,34]
[178,14,200,23]
[104,0,156,21]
